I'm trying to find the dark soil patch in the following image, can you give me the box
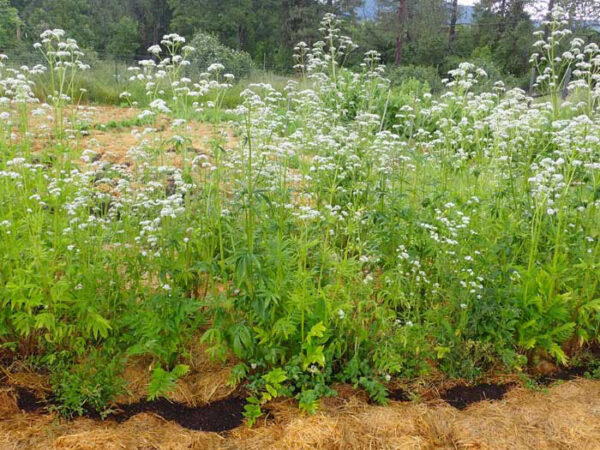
[388,388,410,402]
[15,387,245,432]
[442,383,513,410]
[15,388,46,413]
[537,366,592,386]
[115,397,245,432]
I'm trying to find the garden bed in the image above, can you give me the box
[2,378,600,449]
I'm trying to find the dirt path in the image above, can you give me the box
[1,378,599,449]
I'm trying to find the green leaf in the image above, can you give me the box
[243,403,263,427]
[265,384,278,397]
[548,342,568,365]
[306,322,326,343]
[147,367,172,401]
[172,364,190,378]
[302,345,325,370]
[228,363,249,386]
[201,327,221,345]
[230,324,252,358]
[549,322,575,343]
[262,368,287,385]
[147,365,189,401]
[435,346,450,359]
[34,312,56,331]
[86,311,111,339]
[273,317,296,339]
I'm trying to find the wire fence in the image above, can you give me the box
[3,51,140,64]
[2,48,288,81]
[2,51,148,89]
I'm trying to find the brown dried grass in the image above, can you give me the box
[2,378,600,449]
[78,108,233,167]
[18,105,235,168]
[114,348,236,407]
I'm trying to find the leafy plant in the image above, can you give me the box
[187,32,253,79]
[147,364,190,401]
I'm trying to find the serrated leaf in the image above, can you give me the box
[172,364,190,378]
[263,367,287,385]
[302,345,325,370]
[306,321,326,343]
[86,311,111,339]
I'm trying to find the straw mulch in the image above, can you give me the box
[1,377,600,449]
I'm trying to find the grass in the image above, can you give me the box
[27,58,296,108]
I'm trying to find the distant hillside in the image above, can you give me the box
[356,1,475,23]
[456,4,475,25]
[356,0,377,20]
[356,2,598,30]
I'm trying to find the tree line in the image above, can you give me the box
[1,0,599,82]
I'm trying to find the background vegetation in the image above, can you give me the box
[1,0,599,87]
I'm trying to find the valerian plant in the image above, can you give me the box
[0,10,599,420]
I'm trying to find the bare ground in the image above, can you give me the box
[22,105,235,167]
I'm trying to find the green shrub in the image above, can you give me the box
[187,32,254,80]
[442,52,527,91]
[51,352,126,418]
[386,65,443,93]
[378,77,431,132]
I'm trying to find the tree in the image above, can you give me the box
[449,0,458,48]
[131,0,171,48]
[395,0,408,64]
[12,0,97,48]
[169,0,253,48]
[0,0,20,51]
[558,0,600,28]
[473,0,535,76]
[169,0,287,69]
[107,16,140,59]
[374,0,448,66]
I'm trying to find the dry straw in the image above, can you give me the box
[2,377,600,449]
